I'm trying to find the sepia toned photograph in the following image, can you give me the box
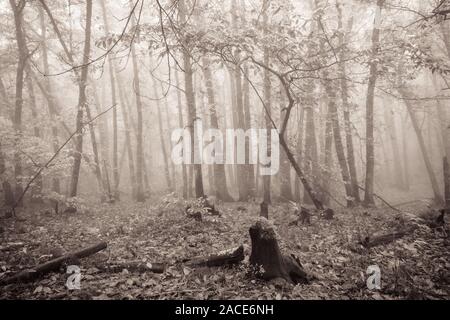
[0,0,449,304]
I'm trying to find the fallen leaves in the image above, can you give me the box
[0,198,448,300]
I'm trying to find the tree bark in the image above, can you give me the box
[249,221,308,284]
[179,0,204,199]
[444,157,450,209]
[153,83,173,191]
[116,74,137,200]
[129,1,145,202]
[401,112,410,190]
[262,0,271,205]
[383,103,405,189]
[324,80,354,207]
[84,102,105,198]
[321,96,333,206]
[360,226,416,249]
[336,4,360,202]
[9,0,27,205]
[0,142,15,207]
[279,88,294,201]
[231,0,249,201]
[24,72,43,202]
[294,107,305,202]
[363,0,384,206]
[100,0,119,199]
[240,1,256,198]
[174,68,188,199]
[202,59,233,201]
[183,245,244,268]
[69,0,93,197]
[399,89,444,204]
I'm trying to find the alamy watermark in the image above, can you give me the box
[65,265,81,290]
[366,265,381,290]
[171,120,280,175]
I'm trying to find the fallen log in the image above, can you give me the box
[0,242,26,252]
[0,242,107,285]
[101,261,165,273]
[360,226,416,248]
[183,245,244,267]
[249,220,308,284]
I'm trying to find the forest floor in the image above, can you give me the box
[0,195,449,300]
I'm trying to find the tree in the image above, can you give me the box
[69,0,93,197]
[262,0,272,206]
[336,2,360,202]
[363,0,385,206]
[399,87,444,205]
[38,4,60,194]
[100,0,119,200]
[179,0,204,199]
[9,0,27,205]
[202,59,233,201]
[129,0,145,202]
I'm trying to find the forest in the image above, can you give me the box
[0,0,449,300]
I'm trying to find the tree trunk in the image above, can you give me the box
[24,72,43,202]
[240,1,256,198]
[154,83,173,191]
[100,0,119,200]
[116,74,137,200]
[363,0,384,206]
[294,107,305,202]
[262,0,271,205]
[243,66,256,198]
[322,97,333,206]
[336,5,360,202]
[128,1,145,202]
[401,112,410,190]
[399,89,444,204]
[69,0,93,197]
[0,142,15,207]
[84,102,105,198]
[162,89,177,191]
[9,0,27,205]
[202,59,233,201]
[231,0,248,201]
[324,80,354,207]
[383,103,405,189]
[279,136,324,210]
[91,79,111,197]
[279,88,294,201]
[174,68,188,199]
[444,157,450,209]
[179,0,204,199]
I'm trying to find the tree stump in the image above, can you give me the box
[249,220,308,284]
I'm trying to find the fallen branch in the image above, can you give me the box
[101,261,165,273]
[0,242,26,252]
[0,242,107,285]
[182,245,244,267]
[360,226,417,248]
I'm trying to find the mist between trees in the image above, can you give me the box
[0,0,449,212]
